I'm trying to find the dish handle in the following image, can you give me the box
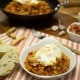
[60,0,80,7]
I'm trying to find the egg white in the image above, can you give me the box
[35,44,62,66]
[31,0,38,4]
[15,0,38,4]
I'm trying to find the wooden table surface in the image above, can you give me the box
[0,0,80,41]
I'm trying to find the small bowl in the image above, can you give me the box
[67,22,80,42]
[19,37,76,79]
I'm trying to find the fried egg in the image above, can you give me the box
[35,44,62,66]
[15,0,38,4]
[31,0,38,4]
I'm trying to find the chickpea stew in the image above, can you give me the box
[4,0,53,15]
[24,51,70,76]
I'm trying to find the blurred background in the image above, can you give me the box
[59,0,80,18]
[0,0,80,22]
[0,0,80,36]
[59,0,80,17]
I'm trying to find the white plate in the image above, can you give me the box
[19,37,76,79]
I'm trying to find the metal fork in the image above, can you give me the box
[32,28,46,39]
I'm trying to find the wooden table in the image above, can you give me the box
[0,1,80,41]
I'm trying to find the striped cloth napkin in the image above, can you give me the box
[0,27,80,80]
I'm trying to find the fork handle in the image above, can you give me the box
[62,43,80,55]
